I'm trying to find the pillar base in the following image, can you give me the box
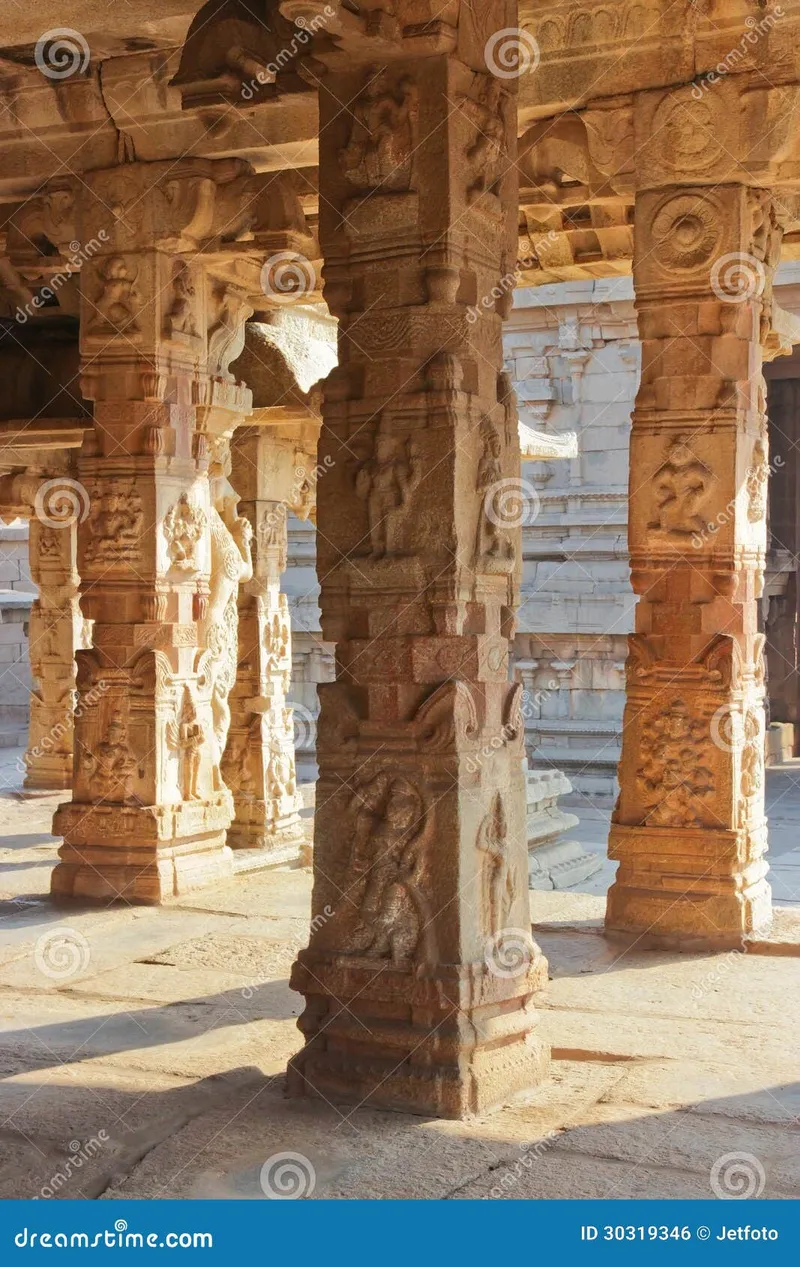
[287,953,550,1119]
[226,807,305,857]
[606,824,772,945]
[23,758,73,792]
[51,797,235,903]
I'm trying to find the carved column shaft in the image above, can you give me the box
[224,427,304,855]
[608,101,781,942]
[24,513,88,790]
[51,159,258,902]
[289,2,550,1119]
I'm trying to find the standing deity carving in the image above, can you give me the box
[345,771,432,963]
[648,437,712,542]
[354,429,421,559]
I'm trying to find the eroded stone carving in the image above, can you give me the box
[85,482,144,566]
[635,700,714,828]
[81,710,138,804]
[477,792,517,937]
[341,71,417,191]
[163,493,207,570]
[344,771,433,964]
[648,437,711,542]
[354,426,421,559]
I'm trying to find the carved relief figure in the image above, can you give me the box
[648,436,712,541]
[82,710,138,803]
[477,793,517,937]
[460,77,507,201]
[345,771,431,963]
[355,429,421,559]
[475,416,514,570]
[636,700,714,827]
[266,731,296,804]
[84,482,144,565]
[203,446,253,788]
[167,687,204,801]
[163,492,206,570]
[93,256,140,332]
[741,709,763,800]
[746,440,769,523]
[264,599,290,675]
[221,731,255,799]
[167,263,199,338]
[341,71,417,191]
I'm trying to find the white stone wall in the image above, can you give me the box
[506,278,640,800]
[0,524,35,745]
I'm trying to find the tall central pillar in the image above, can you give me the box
[288,2,550,1118]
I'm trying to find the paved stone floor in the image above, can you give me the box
[0,747,798,1201]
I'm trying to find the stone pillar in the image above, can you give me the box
[24,511,89,790]
[224,427,305,857]
[51,159,262,902]
[288,1,550,1118]
[607,95,784,943]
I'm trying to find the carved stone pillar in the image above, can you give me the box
[288,2,550,1118]
[607,92,786,943]
[24,512,89,790]
[50,159,267,902]
[224,427,306,856]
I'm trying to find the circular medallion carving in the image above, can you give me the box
[652,90,724,173]
[651,194,721,271]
